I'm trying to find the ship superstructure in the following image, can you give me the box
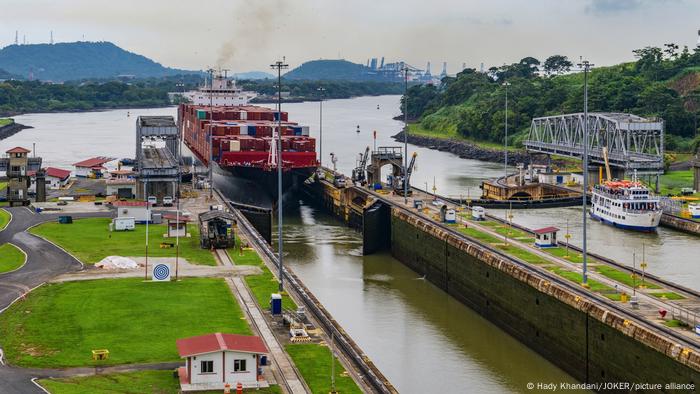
[178,74,317,203]
[590,180,662,232]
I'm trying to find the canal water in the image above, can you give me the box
[3,95,695,392]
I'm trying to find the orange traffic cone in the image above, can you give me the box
[224,383,231,394]
[236,382,243,394]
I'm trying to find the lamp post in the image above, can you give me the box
[145,180,149,281]
[403,65,409,205]
[317,87,325,168]
[206,68,215,200]
[577,59,594,287]
[271,59,289,293]
[502,81,511,182]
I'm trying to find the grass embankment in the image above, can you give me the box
[30,217,216,265]
[285,344,362,394]
[228,238,296,310]
[39,370,282,394]
[0,208,10,231]
[0,278,250,368]
[657,170,699,197]
[0,118,13,127]
[407,123,519,151]
[650,292,685,300]
[0,243,25,273]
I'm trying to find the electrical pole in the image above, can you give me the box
[577,59,594,287]
[503,81,511,182]
[318,87,325,169]
[271,59,289,293]
[207,68,215,200]
[403,64,409,205]
[145,179,149,281]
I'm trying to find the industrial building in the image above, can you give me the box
[135,115,179,201]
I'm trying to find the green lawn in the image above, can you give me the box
[544,246,584,264]
[39,370,282,394]
[547,267,616,294]
[452,225,546,264]
[657,170,699,197]
[0,243,25,273]
[285,344,362,394]
[0,118,13,127]
[479,220,532,239]
[0,278,251,368]
[230,238,296,310]
[0,208,9,231]
[594,266,661,289]
[650,292,685,300]
[30,218,216,265]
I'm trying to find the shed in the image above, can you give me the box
[162,213,191,238]
[199,210,236,249]
[533,226,559,248]
[176,332,268,391]
[113,200,151,223]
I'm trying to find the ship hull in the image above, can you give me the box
[213,162,314,208]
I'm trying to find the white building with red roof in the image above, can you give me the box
[28,167,72,193]
[73,156,114,178]
[176,332,269,391]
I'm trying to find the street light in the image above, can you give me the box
[402,65,409,205]
[502,81,511,182]
[270,59,289,293]
[206,68,215,200]
[577,59,594,287]
[317,87,325,168]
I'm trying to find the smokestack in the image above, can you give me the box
[14,31,18,45]
[697,29,700,47]
[50,30,54,44]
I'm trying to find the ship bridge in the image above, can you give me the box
[524,112,664,177]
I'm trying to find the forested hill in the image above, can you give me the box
[285,59,394,82]
[405,46,700,152]
[0,42,197,81]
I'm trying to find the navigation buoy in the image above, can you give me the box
[377,104,380,110]
[356,125,360,133]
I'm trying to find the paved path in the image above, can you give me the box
[0,207,111,312]
[0,207,111,393]
[50,258,260,282]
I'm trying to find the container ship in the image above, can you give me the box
[179,74,318,205]
[590,179,662,232]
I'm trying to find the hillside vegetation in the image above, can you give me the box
[285,59,398,82]
[405,45,700,152]
[0,42,196,81]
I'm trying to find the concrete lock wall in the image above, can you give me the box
[388,208,700,388]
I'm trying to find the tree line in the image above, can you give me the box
[0,76,403,116]
[403,45,700,152]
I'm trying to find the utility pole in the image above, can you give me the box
[577,59,594,287]
[207,68,215,200]
[176,115,182,281]
[403,64,409,205]
[317,87,325,168]
[270,59,289,293]
[503,81,511,182]
[145,180,149,281]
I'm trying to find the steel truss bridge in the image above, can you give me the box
[524,112,664,176]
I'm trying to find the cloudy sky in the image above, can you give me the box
[1,0,699,73]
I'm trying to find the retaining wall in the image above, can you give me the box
[390,207,700,390]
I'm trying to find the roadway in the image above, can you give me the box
[0,206,111,393]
